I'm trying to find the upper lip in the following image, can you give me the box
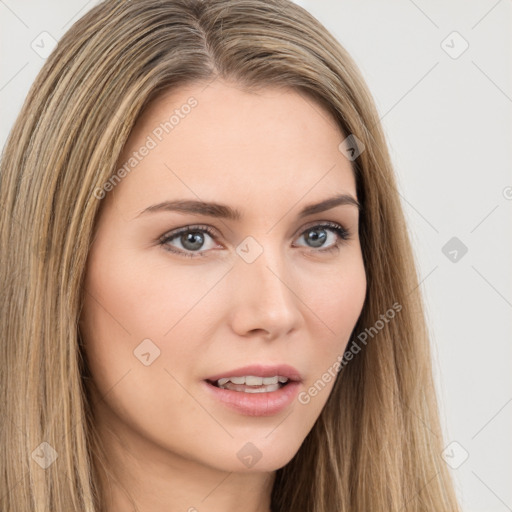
[205,364,302,383]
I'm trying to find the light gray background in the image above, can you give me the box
[1,1,511,511]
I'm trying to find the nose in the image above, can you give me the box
[227,245,304,341]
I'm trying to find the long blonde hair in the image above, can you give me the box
[0,0,460,510]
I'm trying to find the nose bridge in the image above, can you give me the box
[229,237,302,337]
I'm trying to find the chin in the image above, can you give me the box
[196,434,305,474]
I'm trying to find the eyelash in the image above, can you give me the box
[158,222,351,259]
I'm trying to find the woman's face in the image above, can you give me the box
[80,79,366,475]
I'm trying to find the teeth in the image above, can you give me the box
[220,382,280,393]
[243,383,279,393]
[245,375,263,385]
[214,375,290,389]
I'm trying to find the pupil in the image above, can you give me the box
[182,232,204,251]
[306,228,327,248]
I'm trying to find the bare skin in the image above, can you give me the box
[79,78,367,512]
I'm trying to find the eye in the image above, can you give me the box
[159,225,219,258]
[293,222,350,253]
[159,222,351,258]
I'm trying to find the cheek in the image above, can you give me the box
[300,255,366,396]
[307,253,366,340]
[81,245,199,344]
[79,243,228,389]
[78,241,165,395]
[292,258,366,417]
[79,249,210,447]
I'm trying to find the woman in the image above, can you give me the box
[0,0,460,510]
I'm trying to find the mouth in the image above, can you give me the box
[206,375,291,393]
[203,364,302,416]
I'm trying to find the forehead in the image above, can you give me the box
[108,80,357,217]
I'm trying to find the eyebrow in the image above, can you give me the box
[135,193,361,221]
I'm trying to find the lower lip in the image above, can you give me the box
[203,380,301,416]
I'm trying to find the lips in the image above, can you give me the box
[203,364,303,416]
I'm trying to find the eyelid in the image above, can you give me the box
[293,219,346,236]
[160,219,350,240]
[159,224,220,241]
